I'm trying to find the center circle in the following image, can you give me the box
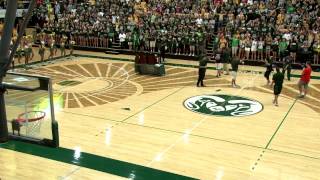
[184,94,263,117]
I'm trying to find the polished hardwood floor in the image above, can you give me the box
[1,51,320,180]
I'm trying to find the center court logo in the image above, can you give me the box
[184,94,263,117]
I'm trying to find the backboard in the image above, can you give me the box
[3,72,59,147]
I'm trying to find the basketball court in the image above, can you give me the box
[0,50,320,179]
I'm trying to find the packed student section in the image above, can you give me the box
[8,0,320,65]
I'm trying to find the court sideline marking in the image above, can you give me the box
[265,99,298,149]
[251,98,298,171]
[0,141,198,180]
[58,166,81,180]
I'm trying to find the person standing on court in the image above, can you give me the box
[214,48,223,77]
[230,56,243,88]
[283,53,293,81]
[197,53,209,87]
[159,36,167,63]
[298,62,312,98]
[222,47,231,75]
[270,66,284,106]
[264,56,274,85]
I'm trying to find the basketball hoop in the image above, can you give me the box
[11,111,46,136]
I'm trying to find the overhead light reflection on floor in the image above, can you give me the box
[73,146,81,160]
[138,112,144,125]
[215,168,224,180]
[105,127,112,145]
[183,129,191,144]
[128,171,136,180]
[155,153,163,162]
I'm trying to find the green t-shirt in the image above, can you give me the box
[231,38,240,47]
[278,41,288,52]
[197,32,204,43]
[287,6,295,14]
[273,72,284,86]
[213,37,219,47]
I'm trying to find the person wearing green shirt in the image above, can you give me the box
[197,53,209,87]
[197,30,205,55]
[151,14,156,24]
[132,28,140,52]
[231,34,240,57]
[287,5,295,14]
[212,35,219,52]
[278,38,288,61]
[271,66,284,106]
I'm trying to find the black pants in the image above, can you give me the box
[11,61,15,70]
[160,50,165,62]
[282,67,291,81]
[264,71,271,81]
[286,68,291,81]
[120,41,125,49]
[197,68,206,86]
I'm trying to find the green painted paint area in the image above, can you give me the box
[184,94,263,117]
[57,80,82,86]
[0,140,198,180]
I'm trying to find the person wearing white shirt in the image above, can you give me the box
[196,18,203,27]
[251,38,258,61]
[258,37,265,61]
[119,32,126,49]
[283,33,292,43]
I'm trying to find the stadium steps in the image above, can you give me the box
[112,38,121,48]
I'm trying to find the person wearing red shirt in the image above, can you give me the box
[298,62,312,98]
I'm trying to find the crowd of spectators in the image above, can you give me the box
[32,0,320,64]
